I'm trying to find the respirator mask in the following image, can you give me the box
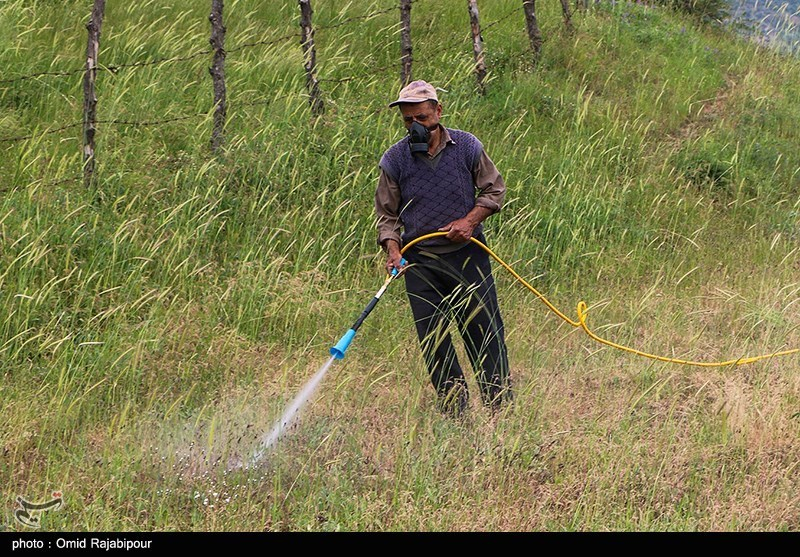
[408,121,437,154]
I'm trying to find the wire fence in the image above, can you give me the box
[0,1,422,85]
[0,0,532,86]
[0,0,566,183]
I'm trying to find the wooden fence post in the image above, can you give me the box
[82,0,106,188]
[400,0,413,86]
[209,0,227,153]
[298,0,324,116]
[560,0,574,31]
[522,0,542,64]
[467,1,487,94]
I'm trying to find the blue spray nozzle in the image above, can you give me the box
[391,257,408,276]
[330,328,357,359]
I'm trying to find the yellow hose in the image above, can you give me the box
[396,232,799,368]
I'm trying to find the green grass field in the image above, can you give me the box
[1,0,799,531]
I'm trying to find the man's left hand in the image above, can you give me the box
[439,217,475,243]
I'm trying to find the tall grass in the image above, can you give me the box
[1,0,799,531]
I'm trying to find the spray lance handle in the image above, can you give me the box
[330,258,407,360]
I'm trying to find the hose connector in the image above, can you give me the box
[391,257,408,277]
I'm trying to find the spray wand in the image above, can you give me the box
[242,258,408,468]
[330,258,407,359]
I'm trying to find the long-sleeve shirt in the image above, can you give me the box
[375,126,506,252]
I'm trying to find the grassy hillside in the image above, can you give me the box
[1,0,799,531]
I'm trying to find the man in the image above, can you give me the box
[375,80,512,417]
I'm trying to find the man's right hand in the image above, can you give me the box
[383,240,406,276]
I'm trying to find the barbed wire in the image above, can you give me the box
[0,1,408,86]
[0,69,85,84]
[0,49,214,85]
[0,114,205,144]
[225,31,300,53]
[318,53,408,84]
[0,173,82,193]
[233,98,274,109]
[0,0,531,147]
[0,123,83,144]
[482,5,525,32]
[99,115,203,127]
[41,174,82,187]
[1,50,535,146]
[104,49,212,73]
[314,5,398,32]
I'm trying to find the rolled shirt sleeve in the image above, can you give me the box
[375,167,403,249]
[473,149,506,213]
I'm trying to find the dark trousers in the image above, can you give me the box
[403,239,512,413]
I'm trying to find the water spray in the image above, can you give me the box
[244,259,406,468]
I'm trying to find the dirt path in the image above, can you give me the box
[665,75,736,150]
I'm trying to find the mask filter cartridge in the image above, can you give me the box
[409,121,431,153]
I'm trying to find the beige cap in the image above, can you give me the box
[388,80,439,107]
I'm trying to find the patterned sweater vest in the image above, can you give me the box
[379,128,483,247]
